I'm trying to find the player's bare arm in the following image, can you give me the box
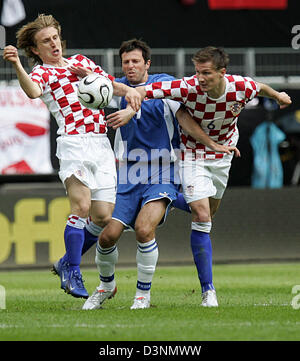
[135,85,147,100]
[106,105,136,129]
[112,82,141,112]
[257,82,292,109]
[3,45,42,99]
[176,107,241,157]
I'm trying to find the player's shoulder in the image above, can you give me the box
[68,54,86,61]
[68,54,94,65]
[226,73,256,84]
[226,74,258,94]
[182,75,198,87]
[148,73,175,83]
[115,76,128,85]
[31,63,50,75]
[31,63,43,72]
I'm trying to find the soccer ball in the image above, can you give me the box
[77,74,113,109]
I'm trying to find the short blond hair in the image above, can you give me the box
[16,14,64,65]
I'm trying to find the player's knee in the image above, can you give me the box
[99,226,118,248]
[135,224,154,243]
[191,209,211,223]
[92,213,112,228]
[73,203,90,218]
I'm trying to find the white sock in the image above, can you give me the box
[95,243,118,291]
[136,239,158,298]
[86,216,103,236]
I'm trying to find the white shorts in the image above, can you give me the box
[56,134,117,203]
[179,153,233,203]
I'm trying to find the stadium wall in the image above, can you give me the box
[3,0,298,49]
[0,183,299,270]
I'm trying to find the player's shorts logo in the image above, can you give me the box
[230,102,243,117]
[159,192,170,197]
[186,185,194,196]
[75,169,84,178]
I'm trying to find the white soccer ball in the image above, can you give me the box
[77,74,113,109]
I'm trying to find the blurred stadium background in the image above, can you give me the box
[0,0,299,270]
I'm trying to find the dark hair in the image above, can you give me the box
[119,38,151,63]
[192,46,229,70]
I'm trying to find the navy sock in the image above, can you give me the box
[190,230,214,293]
[81,228,98,255]
[64,224,85,273]
[172,193,191,213]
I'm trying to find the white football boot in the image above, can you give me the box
[130,295,150,310]
[82,286,117,310]
[201,289,218,307]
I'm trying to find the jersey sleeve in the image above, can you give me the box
[244,76,260,101]
[29,66,48,93]
[145,78,189,103]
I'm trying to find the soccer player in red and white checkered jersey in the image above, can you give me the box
[136,46,291,306]
[3,14,141,299]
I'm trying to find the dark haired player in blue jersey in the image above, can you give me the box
[82,39,239,310]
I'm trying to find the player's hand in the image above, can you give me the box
[3,45,20,64]
[106,106,136,129]
[211,143,241,157]
[125,87,141,112]
[276,92,292,109]
[68,65,92,78]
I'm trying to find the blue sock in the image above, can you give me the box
[190,230,214,293]
[81,228,98,255]
[64,224,85,273]
[172,193,191,213]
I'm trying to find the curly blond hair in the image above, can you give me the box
[16,14,65,65]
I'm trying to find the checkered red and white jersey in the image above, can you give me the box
[145,74,260,160]
[30,54,115,135]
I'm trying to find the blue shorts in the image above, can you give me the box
[112,183,179,230]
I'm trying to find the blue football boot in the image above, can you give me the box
[51,258,69,291]
[65,270,89,299]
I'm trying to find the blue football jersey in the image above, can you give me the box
[114,73,181,163]
[111,73,181,190]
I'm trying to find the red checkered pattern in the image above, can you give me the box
[30,54,115,135]
[145,74,260,159]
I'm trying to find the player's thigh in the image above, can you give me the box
[90,200,115,227]
[209,197,222,217]
[135,199,168,241]
[179,159,216,203]
[65,175,91,216]
[209,154,232,199]
[99,219,125,248]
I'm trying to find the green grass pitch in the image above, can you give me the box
[0,263,300,341]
